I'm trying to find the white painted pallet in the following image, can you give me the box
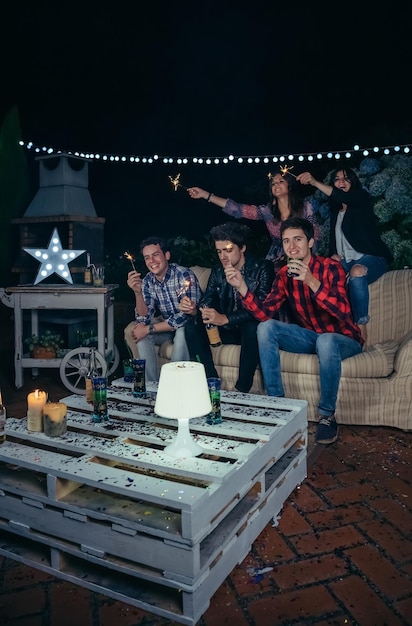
[0,382,307,625]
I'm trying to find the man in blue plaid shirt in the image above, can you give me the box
[127,236,202,382]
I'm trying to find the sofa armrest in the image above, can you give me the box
[394,330,412,376]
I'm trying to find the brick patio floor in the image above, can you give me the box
[0,361,411,625]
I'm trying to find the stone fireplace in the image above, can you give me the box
[12,153,105,284]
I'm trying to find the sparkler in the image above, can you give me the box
[169,173,188,192]
[279,164,297,178]
[124,251,136,272]
[268,166,297,180]
[176,279,191,299]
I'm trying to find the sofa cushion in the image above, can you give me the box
[279,340,398,378]
[160,337,397,378]
[190,265,212,292]
[158,341,249,369]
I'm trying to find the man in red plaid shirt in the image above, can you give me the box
[225,217,363,445]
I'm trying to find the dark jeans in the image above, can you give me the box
[184,314,260,393]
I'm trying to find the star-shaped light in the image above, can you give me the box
[23,228,86,285]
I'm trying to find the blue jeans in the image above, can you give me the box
[136,326,189,382]
[341,255,388,324]
[257,320,362,416]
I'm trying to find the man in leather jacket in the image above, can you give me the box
[180,222,274,392]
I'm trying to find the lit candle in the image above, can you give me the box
[42,402,67,437]
[27,389,48,432]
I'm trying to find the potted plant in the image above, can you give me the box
[25,331,64,359]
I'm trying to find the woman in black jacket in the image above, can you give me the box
[297,168,393,342]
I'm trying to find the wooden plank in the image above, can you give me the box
[1,386,307,625]
[0,448,306,626]
[4,408,306,544]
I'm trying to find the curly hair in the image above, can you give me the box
[210,222,251,247]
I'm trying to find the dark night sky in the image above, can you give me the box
[2,2,412,254]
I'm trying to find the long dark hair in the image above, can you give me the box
[327,168,364,211]
[268,172,305,222]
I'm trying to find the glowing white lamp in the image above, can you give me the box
[154,361,211,458]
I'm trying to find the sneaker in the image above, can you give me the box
[316,414,338,444]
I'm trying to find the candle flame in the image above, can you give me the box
[0,390,2,405]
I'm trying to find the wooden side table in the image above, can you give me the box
[0,284,118,389]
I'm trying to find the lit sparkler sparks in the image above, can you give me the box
[124,251,136,272]
[176,279,191,299]
[169,173,188,192]
[279,164,297,178]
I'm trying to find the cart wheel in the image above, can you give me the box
[59,348,107,395]
[107,344,120,376]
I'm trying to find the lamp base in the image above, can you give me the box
[164,417,203,458]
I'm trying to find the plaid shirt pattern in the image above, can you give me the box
[136,263,202,329]
[242,256,362,343]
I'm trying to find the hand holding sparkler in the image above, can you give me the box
[177,278,197,315]
[295,171,316,186]
[125,251,143,295]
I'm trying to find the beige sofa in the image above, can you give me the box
[124,266,412,430]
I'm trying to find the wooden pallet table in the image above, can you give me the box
[0,379,308,625]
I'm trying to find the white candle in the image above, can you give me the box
[27,390,47,432]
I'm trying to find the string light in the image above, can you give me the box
[18,140,412,166]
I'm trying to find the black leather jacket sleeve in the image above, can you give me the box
[199,253,275,328]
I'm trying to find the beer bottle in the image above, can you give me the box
[85,348,99,403]
[205,323,222,347]
[84,253,93,285]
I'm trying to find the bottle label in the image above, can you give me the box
[85,378,94,403]
[206,325,222,346]
[133,359,146,396]
[207,392,222,425]
[92,377,108,422]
